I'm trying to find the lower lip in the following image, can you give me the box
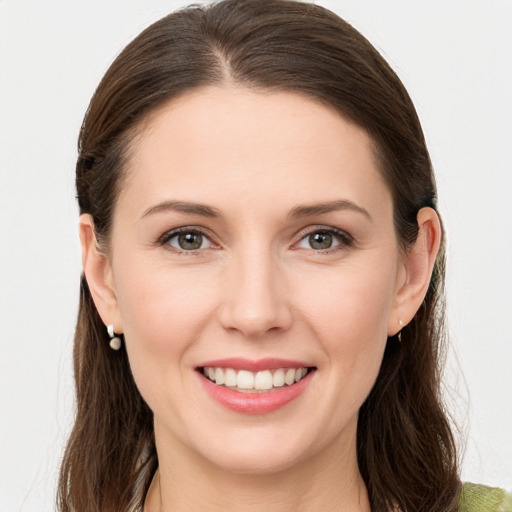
[198,371,314,415]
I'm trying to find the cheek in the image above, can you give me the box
[115,260,218,350]
[113,262,220,418]
[299,264,395,340]
[294,261,395,394]
[111,261,221,413]
[275,263,396,452]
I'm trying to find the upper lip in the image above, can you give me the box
[198,357,314,372]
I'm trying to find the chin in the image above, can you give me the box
[188,424,322,476]
[208,447,307,476]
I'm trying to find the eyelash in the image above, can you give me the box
[293,226,354,254]
[157,227,216,253]
[157,226,354,254]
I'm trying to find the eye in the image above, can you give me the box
[165,229,213,251]
[296,228,352,252]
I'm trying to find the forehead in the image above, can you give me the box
[121,86,390,217]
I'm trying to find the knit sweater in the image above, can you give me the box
[460,483,512,512]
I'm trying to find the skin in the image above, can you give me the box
[80,86,441,512]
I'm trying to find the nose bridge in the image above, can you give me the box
[219,239,291,337]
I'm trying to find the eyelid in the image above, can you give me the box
[157,226,218,252]
[292,225,354,252]
[155,224,353,254]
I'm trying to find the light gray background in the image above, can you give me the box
[1,1,511,510]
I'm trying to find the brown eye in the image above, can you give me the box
[167,231,211,251]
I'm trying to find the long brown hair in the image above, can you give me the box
[58,1,461,510]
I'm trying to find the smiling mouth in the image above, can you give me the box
[199,366,316,393]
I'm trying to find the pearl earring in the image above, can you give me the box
[398,319,404,342]
[107,324,122,350]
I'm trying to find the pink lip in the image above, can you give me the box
[199,357,311,372]
[197,367,315,415]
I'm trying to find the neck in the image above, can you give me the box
[145,422,371,512]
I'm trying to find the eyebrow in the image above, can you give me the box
[140,198,370,222]
[140,200,222,220]
[289,199,371,220]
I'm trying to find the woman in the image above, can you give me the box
[57,0,510,511]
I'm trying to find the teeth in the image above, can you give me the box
[284,368,296,385]
[272,368,285,387]
[214,367,225,385]
[202,366,311,391]
[237,370,254,389]
[295,367,307,382]
[224,368,237,387]
[254,370,273,390]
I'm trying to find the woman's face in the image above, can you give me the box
[99,86,409,473]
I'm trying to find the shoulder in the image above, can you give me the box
[460,482,512,512]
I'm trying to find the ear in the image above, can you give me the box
[388,207,442,336]
[79,214,122,333]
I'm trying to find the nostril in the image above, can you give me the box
[217,282,293,338]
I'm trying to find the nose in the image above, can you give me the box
[218,246,293,339]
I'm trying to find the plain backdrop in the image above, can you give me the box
[1,1,511,510]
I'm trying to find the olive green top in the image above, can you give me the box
[461,483,512,512]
